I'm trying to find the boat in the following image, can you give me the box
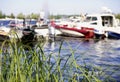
[34,25,49,38]
[105,28,120,39]
[8,19,23,28]
[0,25,24,41]
[51,7,120,39]
[21,27,36,43]
[50,18,94,38]
[8,18,37,29]
[0,26,11,41]
[81,13,120,39]
[0,18,11,27]
[79,7,120,39]
[33,19,63,40]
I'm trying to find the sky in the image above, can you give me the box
[0,0,120,16]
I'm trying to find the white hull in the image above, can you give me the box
[35,27,62,37]
[0,26,23,40]
[35,29,49,37]
[105,27,120,34]
[59,28,84,37]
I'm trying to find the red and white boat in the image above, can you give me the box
[50,20,94,38]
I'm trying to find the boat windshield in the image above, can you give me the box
[85,16,97,22]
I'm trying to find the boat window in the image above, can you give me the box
[102,16,113,27]
[85,16,97,22]
[92,17,97,21]
[85,17,91,22]
[10,21,16,24]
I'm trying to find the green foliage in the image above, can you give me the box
[16,13,39,19]
[0,11,3,18]
[26,14,31,19]
[17,13,25,19]
[49,14,62,19]
[10,13,15,18]
[115,14,120,19]
[30,13,39,19]
[0,11,6,18]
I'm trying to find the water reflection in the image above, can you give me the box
[44,40,55,51]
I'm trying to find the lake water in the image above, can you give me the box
[43,37,120,81]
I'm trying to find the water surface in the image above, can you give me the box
[43,37,120,81]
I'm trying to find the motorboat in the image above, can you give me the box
[8,19,37,29]
[53,24,94,38]
[50,18,94,38]
[0,26,24,41]
[8,19,23,28]
[81,13,120,39]
[51,7,120,39]
[21,27,36,43]
[0,26,11,40]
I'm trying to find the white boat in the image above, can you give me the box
[0,26,11,40]
[0,26,24,41]
[8,18,37,29]
[81,13,120,39]
[34,26,49,37]
[34,24,62,40]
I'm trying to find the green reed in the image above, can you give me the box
[0,38,117,82]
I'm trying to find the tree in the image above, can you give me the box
[2,14,6,18]
[0,11,6,18]
[0,11,3,18]
[26,14,31,19]
[17,13,25,19]
[10,13,15,18]
[49,14,62,19]
[30,13,39,19]
[115,14,120,19]
[49,14,54,19]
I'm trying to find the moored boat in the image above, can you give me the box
[51,8,120,39]
[0,26,11,41]
[53,24,94,38]
[82,13,120,39]
[50,18,94,38]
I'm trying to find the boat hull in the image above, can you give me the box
[59,28,84,37]
[54,25,94,38]
[0,35,10,41]
[108,31,120,39]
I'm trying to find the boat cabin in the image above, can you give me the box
[85,13,117,27]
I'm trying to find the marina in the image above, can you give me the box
[0,0,120,81]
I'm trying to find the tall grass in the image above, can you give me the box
[0,38,116,82]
